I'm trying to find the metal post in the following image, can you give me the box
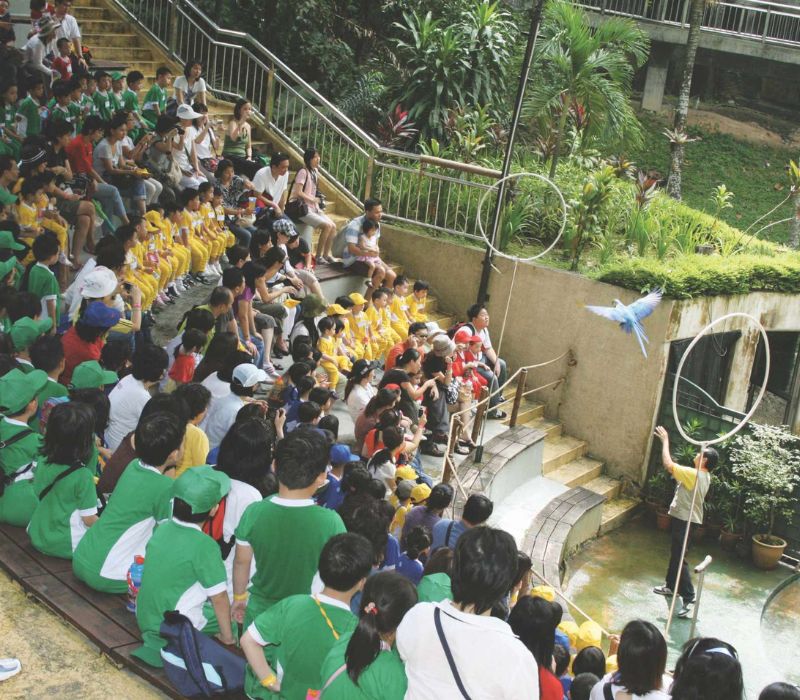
[476,0,546,306]
[364,156,375,200]
[689,555,712,638]
[264,68,276,125]
[509,368,528,428]
[167,0,179,59]
[471,386,490,462]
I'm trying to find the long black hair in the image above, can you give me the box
[508,595,563,672]
[670,637,743,700]
[215,417,274,496]
[344,571,417,685]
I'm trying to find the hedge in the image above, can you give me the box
[595,253,800,298]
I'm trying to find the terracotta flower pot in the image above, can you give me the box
[719,529,740,552]
[751,534,787,570]
[655,510,671,532]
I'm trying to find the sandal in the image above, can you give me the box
[454,444,471,456]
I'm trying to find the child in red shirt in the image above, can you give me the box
[166,328,207,390]
[52,37,74,81]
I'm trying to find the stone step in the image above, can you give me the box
[90,45,157,61]
[80,18,130,33]
[73,5,112,18]
[599,497,641,535]
[584,475,621,501]
[502,401,544,426]
[542,435,588,474]
[545,456,603,487]
[84,32,143,49]
[520,415,562,439]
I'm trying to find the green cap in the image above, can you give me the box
[0,257,17,282]
[173,466,231,514]
[0,368,48,414]
[70,361,119,390]
[111,71,125,81]
[0,231,25,251]
[10,316,53,351]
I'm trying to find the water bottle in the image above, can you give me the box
[126,555,145,613]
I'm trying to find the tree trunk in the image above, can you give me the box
[666,0,705,200]
[790,191,800,249]
[548,101,571,180]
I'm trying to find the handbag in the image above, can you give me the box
[434,607,472,700]
[284,169,311,221]
[444,381,460,406]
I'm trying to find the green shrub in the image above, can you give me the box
[596,253,800,298]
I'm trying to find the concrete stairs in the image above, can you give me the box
[498,385,638,534]
[80,0,634,537]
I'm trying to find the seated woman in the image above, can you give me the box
[215,158,256,247]
[119,110,163,205]
[173,59,207,106]
[221,99,260,179]
[287,147,336,264]
[93,112,149,217]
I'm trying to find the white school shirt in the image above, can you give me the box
[221,479,260,599]
[396,600,540,699]
[589,673,671,700]
[106,375,152,451]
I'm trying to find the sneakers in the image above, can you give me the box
[652,585,674,597]
[262,362,281,382]
[0,657,21,682]
[677,600,694,618]
[487,409,507,420]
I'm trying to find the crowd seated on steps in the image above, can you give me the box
[0,5,786,700]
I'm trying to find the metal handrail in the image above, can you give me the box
[109,0,502,239]
[576,0,800,47]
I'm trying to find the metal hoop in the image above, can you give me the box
[475,171,568,262]
[671,312,770,446]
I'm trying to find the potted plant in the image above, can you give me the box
[730,424,800,570]
[719,510,742,552]
[644,470,672,530]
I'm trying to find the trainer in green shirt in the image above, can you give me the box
[0,369,47,527]
[133,466,234,667]
[240,532,372,700]
[73,413,184,593]
[26,261,61,327]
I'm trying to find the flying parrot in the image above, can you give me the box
[586,289,663,358]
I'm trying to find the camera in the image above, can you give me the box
[175,126,185,135]
[317,192,327,210]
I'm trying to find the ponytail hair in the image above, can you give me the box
[404,526,431,560]
[344,571,417,685]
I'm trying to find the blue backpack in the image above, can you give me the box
[159,610,246,697]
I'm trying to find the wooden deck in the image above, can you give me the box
[0,523,246,699]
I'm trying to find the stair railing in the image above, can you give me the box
[441,349,575,496]
[110,0,502,240]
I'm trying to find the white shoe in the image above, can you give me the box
[58,251,74,268]
[0,658,21,682]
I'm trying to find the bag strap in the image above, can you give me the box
[319,663,347,696]
[0,427,34,450]
[434,607,471,700]
[445,520,456,548]
[603,681,615,700]
[38,461,84,501]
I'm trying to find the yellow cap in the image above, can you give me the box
[145,210,163,225]
[395,466,417,482]
[326,303,348,316]
[576,620,602,651]
[410,483,431,504]
[348,292,367,305]
[530,585,555,602]
[558,620,579,649]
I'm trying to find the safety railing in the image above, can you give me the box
[576,0,800,47]
[110,0,499,241]
[441,349,576,495]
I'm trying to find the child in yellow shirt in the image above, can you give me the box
[317,316,351,389]
[197,182,225,274]
[365,287,400,360]
[211,187,236,249]
[178,188,213,281]
[16,177,69,267]
[390,275,414,339]
[146,207,187,296]
[347,291,373,361]
[406,279,429,323]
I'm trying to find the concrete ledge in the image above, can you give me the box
[451,425,547,517]
[522,487,605,617]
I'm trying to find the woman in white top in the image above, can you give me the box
[174,59,207,106]
[120,111,162,204]
[589,620,670,700]
[92,112,148,215]
[345,358,378,422]
[173,103,207,189]
[288,147,336,264]
[186,102,219,182]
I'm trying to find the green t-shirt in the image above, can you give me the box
[73,459,174,593]
[28,457,98,559]
[26,263,61,325]
[134,519,227,667]
[121,88,141,115]
[245,594,356,700]
[79,93,96,119]
[0,103,15,130]
[0,184,16,206]
[416,572,452,603]
[234,496,346,624]
[142,84,167,123]
[0,417,42,527]
[16,96,43,138]
[30,378,68,432]
[49,103,80,135]
[319,631,408,700]
[93,90,115,122]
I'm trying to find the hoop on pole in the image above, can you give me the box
[475,172,568,263]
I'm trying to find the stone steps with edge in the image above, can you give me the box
[546,457,603,488]
[599,497,641,534]
[542,435,587,474]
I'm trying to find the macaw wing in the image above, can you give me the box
[586,305,626,324]
[628,288,662,322]
[632,319,650,358]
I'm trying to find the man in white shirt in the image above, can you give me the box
[106,344,169,450]
[252,153,290,226]
[397,526,539,698]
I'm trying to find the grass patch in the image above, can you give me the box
[626,111,795,243]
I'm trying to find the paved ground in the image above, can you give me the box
[564,520,797,696]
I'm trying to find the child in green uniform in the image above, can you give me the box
[78,72,97,122]
[231,430,347,628]
[0,230,26,291]
[240,532,373,700]
[73,411,184,593]
[28,334,68,430]
[92,71,115,122]
[133,466,235,666]
[0,82,22,159]
[49,80,79,136]
[10,316,53,373]
[319,571,417,700]
[122,70,147,139]
[22,234,61,329]
[28,402,99,558]
[0,368,47,526]
[15,75,47,139]
[415,547,453,603]
[141,66,172,128]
